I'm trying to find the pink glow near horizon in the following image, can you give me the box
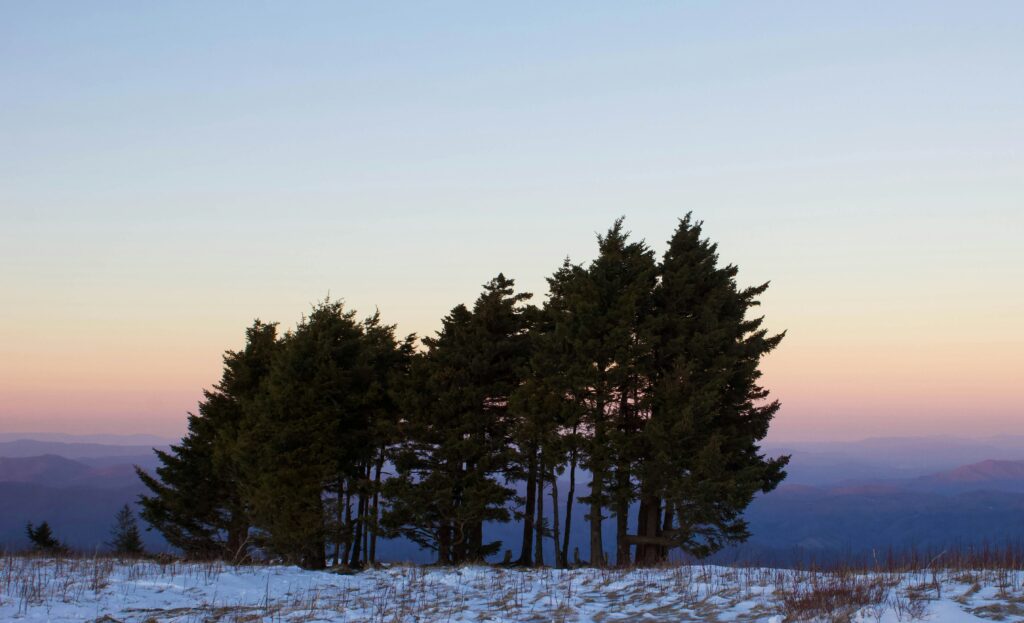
[2,3,1022,443]
[1,288,1020,443]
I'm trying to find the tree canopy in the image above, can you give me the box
[137,215,787,569]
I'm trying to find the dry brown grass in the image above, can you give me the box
[2,544,1024,622]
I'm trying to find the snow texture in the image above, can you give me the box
[0,557,1017,622]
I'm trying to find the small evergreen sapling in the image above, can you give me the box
[109,504,145,556]
[26,521,63,552]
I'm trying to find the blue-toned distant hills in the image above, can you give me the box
[0,438,170,552]
[4,434,1024,564]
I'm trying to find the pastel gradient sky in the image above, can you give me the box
[2,3,1021,441]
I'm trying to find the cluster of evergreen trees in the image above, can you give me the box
[138,215,788,569]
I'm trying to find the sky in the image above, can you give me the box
[1,2,1021,442]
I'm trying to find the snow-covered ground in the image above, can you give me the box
[1,556,1021,622]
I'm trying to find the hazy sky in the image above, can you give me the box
[2,3,1021,441]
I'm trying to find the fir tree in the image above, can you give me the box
[384,275,532,564]
[242,300,373,569]
[587,220,657,567]
[135,412,228,558]
[634,213,788,562]
[25,521,62,552]
[537,220,656,566]
[109,504,145,556]
[510,279,582,567]
[359,312,416,566]
[137,320,278,559]
[535,258,592,567]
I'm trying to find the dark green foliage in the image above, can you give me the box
[135,412,229,558]
[357,313,417,566]
[635,213,788,562]
[109,504,145,556]
[134,214,784,569]
[241,301,366,569]
[137,320,278,560]
[25,521,62,552]
[238,301,414,569]
[384,275,532,564]
[529,221,657,566]
[524,216,784,566]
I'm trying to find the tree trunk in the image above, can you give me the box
[332,482,344,567]
[615,499,629,566]
[341,483,353,566]
[660,503,674,562]
[590,395,605,568]
[589,469,604,567]
[349,487,365,567]
[472,520,483,562]
[636,494,662,565]
[439,523,451,565]
[615,386,631,567]
[635,496,649,565]
[550,465,562,568]
[369,452,384,564]
[453,520,467,564]
[561,443,577,568]
[534,470,544,566]
[361,463,371,563]
[517,446,537,565]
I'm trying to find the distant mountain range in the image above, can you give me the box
[762,436,1024,486]
[0,439,169,552]
[3,433,1024,563]
[919,459,1024,485]
[0,454,157,489]
[0,438,169,461]
[730,476,1024,564]
[0,432,174,446]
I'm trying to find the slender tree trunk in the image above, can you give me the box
[350,487,366,567]
[636,494,662,565]
[615,494,629,567]
[534,469,544,566]
[561,441,577,568]
[439,523,451,565]
[635,496,649,565]
[648,496,662,564]
[590,396,606,567]
[589,469,603,567]
[369,452,384,565]
[453,519,467,564]
[550,465,561,568]
[472,520,483,561]
[361,463,371,563]
[660,503,674,563]
[332,482,343,566]
[341,483,353,565]
[517,446,537,565]
[615,387,631,568]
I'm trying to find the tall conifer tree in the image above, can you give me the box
[137,320,278,559]
[384,275,531,563]
[241,301,366,569]
[534,221,656,567]
[635,214,788,562]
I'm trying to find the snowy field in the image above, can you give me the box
[2,556,1023,622]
